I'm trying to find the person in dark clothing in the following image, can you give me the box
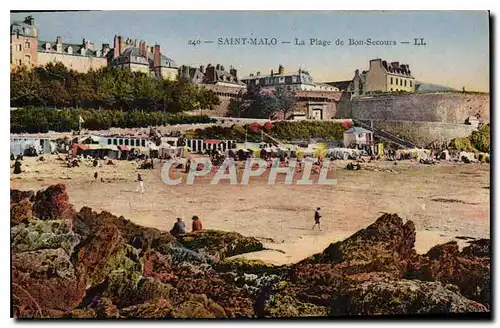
[312,207,322,231]
[192,215,203,232]
[94,172,98,181]
[170,218,186,236]
[13,160,22,174]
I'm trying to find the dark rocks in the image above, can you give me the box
[405,241,490,309]
[11,189,35,203]
[177,230,264,263]
[306,213,416,278]
[10,186,491,318]
[32,184,76,225]
[11,199,33,225]
[94,297,120,319]
[121,299,172,318]
[12,219,80,255]
[171,294,227,319]
[462,239,490,258]
[329,279,488,315]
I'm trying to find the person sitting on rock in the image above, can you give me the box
[192,215,203,232]
[170,218,186,237]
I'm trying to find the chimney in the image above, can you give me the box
[56,36,62,44]
[153,44,161,71]
[199,65,205,73]
[256,71,260,76]
[278,65,284,75]
[113,35,120,59]
[119,36,125,55]
[101,43,110,57]
[230,67,237,78]
[271,69,274,76]
[24,16,35,26]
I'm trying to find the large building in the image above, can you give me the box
[10,16,178,79]
[328,59,416,96]
[10,16,108,72]
[110,35,178,80]
[240,65,339,92]
[179,64,246,89]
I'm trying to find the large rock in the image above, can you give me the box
[32,184,76,225]
[11,189,35,203]
[12,266,87,318]
[329,278,488,315]
[406,241,490,309]
[177,230,264,263]
[76,207,178,254]
[11,199,33,225]
[171,294,227,319]
[75,224,142,287]
[11,219,81,256]
[13,248,75,280]
[305,213,416,277]
[121,299,172,318]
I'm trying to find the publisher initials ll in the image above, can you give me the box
[414,38,426,46]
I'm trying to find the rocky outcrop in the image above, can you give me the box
[32,184,76,225]
[177,230,264,263]
[305,213,416,278]
[11,187,490,318]
[405,241,490,309]
[330,278,488,315]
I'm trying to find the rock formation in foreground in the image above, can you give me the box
[11,185,490,318]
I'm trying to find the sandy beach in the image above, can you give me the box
[11,155,490,265]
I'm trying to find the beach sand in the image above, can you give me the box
[11,155,490,265]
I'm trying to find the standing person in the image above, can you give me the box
[94,172,98,181]
[136,173,144,193]
[312,207,322,231]
[192,215,203,232]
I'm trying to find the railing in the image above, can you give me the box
[352,119,417,149]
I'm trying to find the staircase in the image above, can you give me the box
[352,119,417,149]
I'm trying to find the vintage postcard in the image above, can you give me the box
[10,10,490,319]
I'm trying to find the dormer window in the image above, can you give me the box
[56,44,62,52]
[67,46,73,54]
[44,43,51,50]
[80,48,86,55]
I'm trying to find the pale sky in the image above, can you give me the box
[11,11,490,92]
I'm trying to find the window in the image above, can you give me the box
[142,140,146,147]
[390,88,393,91]
[410,81,412,87]
[400,79,403,86]
[107,139,112,145]
[119,139,123,145]
[17,44,22,51]
[25,55,31,62]
[390,77,393,84]
[113,139,117,145]
[25,41,30,49]
[125,140,129,146]
[404,80,407,87]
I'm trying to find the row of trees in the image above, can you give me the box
[11,108,216,134]
[11,62,220,112]
[227,86,297,119]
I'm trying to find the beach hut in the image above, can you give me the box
[343,127,374,148]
